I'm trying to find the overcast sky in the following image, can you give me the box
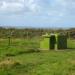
[0,0,75,28]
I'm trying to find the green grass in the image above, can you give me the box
[67,39,75,49]
[0,38,75,75]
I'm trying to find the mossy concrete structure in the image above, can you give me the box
[57,34,67,49]
[40,33,67,50]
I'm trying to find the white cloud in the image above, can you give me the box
[0,0,40,14]
[46,0,75,19]
[24,0,40,13]
[56,0,75,16]
[48,11,64,17]
[0,0,75,16]
[0,0,24,14]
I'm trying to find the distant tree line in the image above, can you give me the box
[0,27,75,39]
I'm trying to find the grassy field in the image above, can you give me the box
[0,38,75,75]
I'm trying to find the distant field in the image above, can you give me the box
[0,38,75,75]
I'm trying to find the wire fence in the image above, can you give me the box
[0,35,41,54]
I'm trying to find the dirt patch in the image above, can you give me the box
[67,59,75,64]
[0,58,21,68]
[68,59,75,64]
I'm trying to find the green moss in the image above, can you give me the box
[40,38,49,50]
[57,35,67,49]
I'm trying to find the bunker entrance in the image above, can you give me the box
[49,35,56,49]
[40,33,67,50]
[57,34,67,49]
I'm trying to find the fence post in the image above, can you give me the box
[27,31,28,39]
[8,36,11,47]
